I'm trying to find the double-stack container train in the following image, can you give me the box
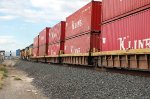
[20,0,150,71]
[47,21,66,63]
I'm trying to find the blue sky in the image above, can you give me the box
[0,0,101,52]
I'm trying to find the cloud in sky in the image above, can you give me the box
[0,0,101,23]
[0,0,102,52]
[0,36,24,51]
[0,15,17,20]
[0,36,15,44]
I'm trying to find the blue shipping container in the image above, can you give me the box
[16,49,20,56]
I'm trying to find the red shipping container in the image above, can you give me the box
[39,27,50,46]
[66,1,101,38]
[33,35,39,48]
[48,42,64,56]
[33,48,39,57]
[39,27,50,56]
[39,44,48,56]
[65,33,100,54]
[102,0,150,22]
[102,9,150,51]
[33,36,39,56]
[49,21,65,44]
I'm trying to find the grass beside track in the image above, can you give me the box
[0,64,8,89]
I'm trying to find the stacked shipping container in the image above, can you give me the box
[49,21,65,43]
[64,1,101,54]
[21,0,150,71]
[33,35,39,57]
[48,21,66,56]
[102,0,150,51]
[102,9,150,51]
[65,33,100,54]
[39,27,50,56]
[102,0,150,22]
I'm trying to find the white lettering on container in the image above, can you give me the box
[134,40,137,49]
[71,46,81,53]
[138,40,144,48]
[118,37,126,50]
[72,20,83,30]
[118,36,150,50]
[102,38,106,44]
[74,48,80,53]
[71,46,74,53]
[143,39,150,48]
[50,33,57,38]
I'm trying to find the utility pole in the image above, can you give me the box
[10,51,12,60]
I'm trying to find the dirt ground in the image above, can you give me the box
[0,60,47,99]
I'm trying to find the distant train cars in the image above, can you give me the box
[28,44,33,60]
[16,49,20,57]
[20,44,33,61]
[20,1,150,71]
[20,49,25,60]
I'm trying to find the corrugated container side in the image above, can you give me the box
[64,33,100,54]
[49,21,66,44]
[33,48,39,57]
[102,9,150,51]
[48,42,64,56]
[102,0,150,22]
[33,35,39,56]
[38,27,50,56]
[39,44,47,56]
[33,35,39,48]
[66,1,101,38]
[39,27,50,46]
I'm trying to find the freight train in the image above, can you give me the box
[20,0,150,71]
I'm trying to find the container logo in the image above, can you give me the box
[50,33,57,38]
[65,46,67,50]
[72,20,83,30]
[71,46,81,53]
[118,36,150,50]
[102,38,106,44]
[51,50,56,55]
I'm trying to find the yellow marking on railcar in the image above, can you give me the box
[92,48,150,56]
[60,53,89,57]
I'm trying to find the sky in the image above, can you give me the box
[0,0,101,52]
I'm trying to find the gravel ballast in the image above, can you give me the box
[15,60,150,99]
